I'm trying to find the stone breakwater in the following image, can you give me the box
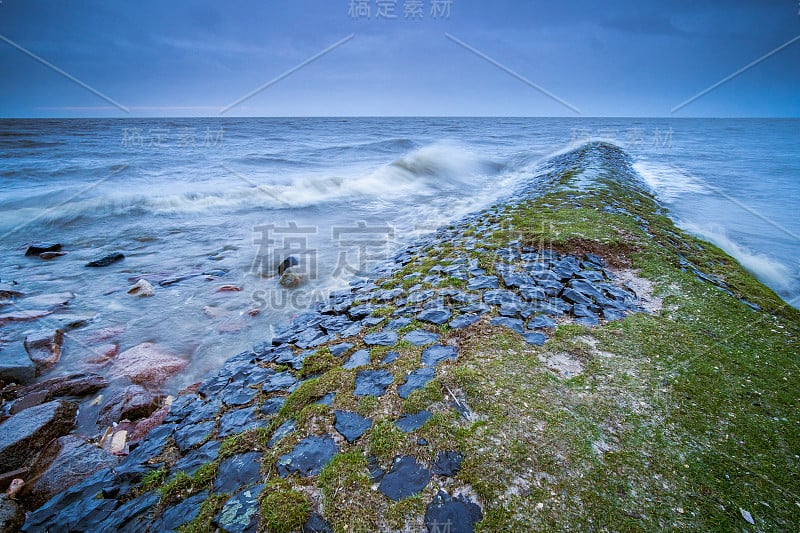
[18,146,658,533]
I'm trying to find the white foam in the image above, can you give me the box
[633,161,709,202]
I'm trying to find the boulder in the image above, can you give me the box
[97,385,164,426]
[108,342,187,386]
[24,329,64,370]
[20,435,118,509]
[0,400,77,472]
[127,279,154,297]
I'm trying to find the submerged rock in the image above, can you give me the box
[108,342,187,386]
[98,385,164,426]
[86,252,125,267]
[24,329,64,370]
[25,243,61,257]
[0,344,36,385]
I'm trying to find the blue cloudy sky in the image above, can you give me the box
[0,0,798,117]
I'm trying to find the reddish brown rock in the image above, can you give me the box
[0,309,52,325]
[24,329,64,370]
[216,285,242,292]
[8,373,108,402]
[108,342,187,386]
[86,343,119,364]
[83,326,125,344]
[129,403,170,444]
[97,385,164,426]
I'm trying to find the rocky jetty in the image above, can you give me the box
[17,143,800,531]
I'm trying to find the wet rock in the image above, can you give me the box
[24,329,64,370]
[0,309,53,326]
[213,452,264,493]
[25,243,61,257]
[86,252,125,267]
[8,389,48,414]
[108,342,188,386]
[467,276,498,290]
[98,385,163,426]
[397,367,435,399]
[172,439,221,476]
[395,410,432,432]
[378,456,431,501]
[219,406,266,438]
[93,489,160,531]
[354,370,394,397]
[523,332,547,346]
[19,292,74,309]
[277,435,338,478]
[159,272,202,287]
[431,451,463,476]
[279,268,307,289]
[0,400,77,471]
[418,307,451,325]
[343,349,370,370]
[421,345,457,368]
[424,490,483,533]
[0,494,24,532]
[21,435,118,509]
[268,419,296,448]
[490,316,525,334]
[214,483,264,533]
[334,411,372,443]
[449,314,479,329]
[151,490,208,531]
[277,256,300,275]
[10,372,108,402]
[0,283,24,300]
[0,344,36,385]
[127,279,155,297]
[403,329,440,346]
[363,331,398,347]
[174,420,215,452]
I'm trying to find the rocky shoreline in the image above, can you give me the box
[5,143,799,532]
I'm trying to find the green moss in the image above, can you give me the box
[386,495,425,531]
[367,418,406,462]
[402,380,444,413]
[177,493,228,533]
[140,467,168,492]
[356,395,380,416]
[299,348,340,378]
[371,306,395,317]
[260,479,311,533]
[318,451,380,532]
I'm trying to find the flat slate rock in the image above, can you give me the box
[425,491,484,533]
[0,400,77,472]
[523,332,547,346]
[431,451,464,477]
[213,452,263,494]
[381,351,400,364]
[363,331,398,346]
[174,420,215,452]
[421,345,458,368]
[214,483,264,533]
[449,314,480,329]
[173,440,221,476]
[397,367,435,399]
[151,490,207,532]
[385,317,413,331]
[334,411,372,443]
[328,343,353,357]
[395,410,432,433]
[353,370,394,397]
[490,316,525,334]
[528,315,556,329]
[378,456,431,501]
[303,513,334,533]
[403,329,440,346]
[261,371,298,393]
[277,435,338,478]
[268,419,296,448]
[86,252,125,267]
[467,276,498,290]
[260,397,286,416]
[219,406,265,438]
[417,308,451,325]
[342,349,371,370]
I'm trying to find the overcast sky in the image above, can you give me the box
[0,0,798,117]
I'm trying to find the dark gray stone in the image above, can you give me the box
[277,435,338,478]
[528,315,556,329]
[395,410,432,432]
[213,452,263,493]
[222,384,259,407]
[523,332,547,346]
[361,316,385,328]
[466,276,498,290]
[334,411,372,443]
[175,421,215,452]
[603,308,628,321]
[86,252,125,267]
[483,289,523,306]
[519,286,547,302]
[348,304,376,320]
[397,367,435,399]
[403,329,440,346]
[151,490,208,532]
[219,406,265,438]
[343,349,371,370]
[214,484,264,533]
[378,456,431,501]
[385,317,412,331]
[418,308,451,325]
[260,397,286,416]
[381,351,400,364]
[562,288,593,306]
[262,371,298,393]
[25,242,61,256]
[0,400,76,472]
[354,370,394,397]
[315,392,336,406]
[303,513,334,533]
[0,343,36,385]
[431,451,464,476]
[449,314,480,329]
[363,331,398,346]
[96,490,159,532]
[421,345,458,368]
[490,317,525,334]
[269,419,296,448]
[425,490,484,533]
[328,343,353,357]
[173,440,221,476]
